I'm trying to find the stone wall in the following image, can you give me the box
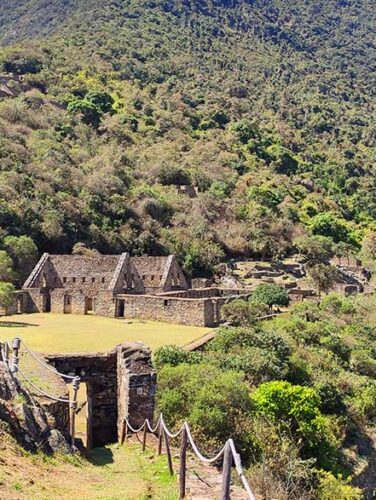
[120,294,212,326]
[118,292,248,327]
[46,343,155,448]
[117,343,156,438]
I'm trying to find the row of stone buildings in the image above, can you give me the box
[13,253,250,327]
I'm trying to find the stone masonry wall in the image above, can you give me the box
[121,294,213,326]
[117,343,156,438]
[47,343,155,448]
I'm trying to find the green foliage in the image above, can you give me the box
[308,264,339,296]
[153,345,201,369]
[221,299,268,326]
[251,381,338,468]
[0,0,373,258]
[0,251,14,281]
[317,471,362,500]
[156,363,255,453]
[0,281,15,308]
[294,235,334,265]
[67,90,114,128]
[251,283,290,310]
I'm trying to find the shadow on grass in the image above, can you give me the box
[0,321,39,328]
[89,447,114,466]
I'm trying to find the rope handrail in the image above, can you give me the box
[5,337,82,449]
[20,340,76,381]
[17,366,75,404]
[124,414,255,499]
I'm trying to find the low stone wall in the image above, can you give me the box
[158,287,252,299]
[120,294,212,326]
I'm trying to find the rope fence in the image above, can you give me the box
[121,414,256,500]
[1,337,81,448]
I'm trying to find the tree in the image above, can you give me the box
[360,232,376,270]
[221,299,268,326]
[251,283,290,311]
[308,264,339,297]
[0,282,16,308]
[294,235,334,265]
[309,212,351,244]
[3,235,38,283]
[0,251,14,281]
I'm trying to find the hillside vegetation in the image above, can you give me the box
[0,0,375,277]
[155,293,376,499]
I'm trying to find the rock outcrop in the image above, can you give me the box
[0,359,71,454]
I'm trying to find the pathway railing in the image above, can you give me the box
[121,414,255,500]
[0,337,81,448]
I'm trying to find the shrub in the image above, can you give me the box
[317,471,362,500]
[221,299,268,326]
[0,282,16,308]
[153,345,201,368]
[156,364,254,454]
[251,381,339,469]
[251,283,290,310]
[157,165,191,185]
[209,326,291,361]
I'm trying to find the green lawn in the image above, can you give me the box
[0,313,209,354]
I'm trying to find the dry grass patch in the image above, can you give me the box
[0,313,209,353]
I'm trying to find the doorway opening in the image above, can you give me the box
[63,294,72,314]
[85,297,93,315]
[116,299,125,318]
[42,291,51,312]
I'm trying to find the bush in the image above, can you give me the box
[317,471,362,500]
[221,299,268,326]
[251,381,339,469]
[153,345,201,368]
[156,364,255,454]
[209,326,291,361]
[157,165,191,185]
[251,283,290,310]
[0,282,16,308]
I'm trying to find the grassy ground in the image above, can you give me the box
[0,431,178,500]
[0,313,209,353]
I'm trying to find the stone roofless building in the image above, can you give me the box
[19,253,250,326]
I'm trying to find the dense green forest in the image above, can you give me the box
[0,0,375,277]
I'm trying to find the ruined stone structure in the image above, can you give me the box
[46,342,156,447]
[18,253,250,326]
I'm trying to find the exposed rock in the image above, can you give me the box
[0,359,71,454]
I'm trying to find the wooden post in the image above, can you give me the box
[221,442,232,500]
[70,376,80,449]
[10,337,21,373]
[157,421,163,455]
[164,428,174,476]
[142,423,147,451]
[120,420,127,444]
[179,426,188,499]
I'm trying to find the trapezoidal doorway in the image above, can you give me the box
[63,294,72,314]
[85,297,93,315]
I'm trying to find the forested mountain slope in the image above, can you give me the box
[0,0,375,274]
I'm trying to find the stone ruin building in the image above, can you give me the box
[15,253,250,326]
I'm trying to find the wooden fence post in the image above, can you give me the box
[120,419,127,444]
[10,337,21,373]
[157,420,163,455]
[142,423,147,451]
[221,441,232,500]
[179,426,188,499]
[69,376,80,449]
[164,428,174,476]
